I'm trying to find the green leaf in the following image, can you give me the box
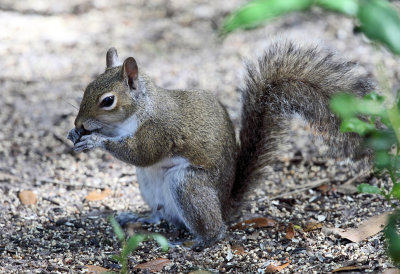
[358,0,400,55]
[221,0,313,35]
[111,254,123,264]
[316,0,359,16]
[391,183,400,200]
[374,150,392,169]
[387,103,400,145]
[397,91,400,109]
[150,234,169,252]
[365,130,396,151]
[123,234,146,257]
[356,99,387,117]
[330,93,358,118]
[392,155,400,172]
[109,216,125,242]
[364,92,385,103]
[340,117,375,135]
[384,210,400,264]
[331,92,386,119]
[357,183,383,194]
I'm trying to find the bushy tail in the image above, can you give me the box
[231,40,374,202]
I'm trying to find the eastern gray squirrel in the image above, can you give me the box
[67,40,374,249]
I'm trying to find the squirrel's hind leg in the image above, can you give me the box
[168,168,226,250]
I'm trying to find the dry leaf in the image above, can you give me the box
[232,245,246,255]
[232,217,277,230]
[332,266,362,272]
[85,188,112,201]
[322,212,390,242]
[85,265,109,273]
[135,258,171,272]
[383,268,400,274]
[336,184,358,194]
[247,231,261,240]
[317,184,330,194]
[304,222,323,232]
[189,270,212,274]
[183,241,195,247]
[285,223,295,240]
[19,190,37,205]
[266,260,290,272]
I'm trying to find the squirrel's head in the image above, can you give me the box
[74,47,145,137]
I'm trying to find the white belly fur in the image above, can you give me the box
[136,157,190,226]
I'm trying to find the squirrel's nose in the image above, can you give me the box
[74,117,84,130]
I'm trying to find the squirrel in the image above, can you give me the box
[67,40,374,249]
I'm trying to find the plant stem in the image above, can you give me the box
[388,105,400,145]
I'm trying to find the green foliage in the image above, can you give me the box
[358,0,400,55]
[221,0,313,35]
[221,0,400,264]
[220,0,400,55]
[357,183,383,195]
[316,0,359,16]
[109,216,168,274]
[332,90,400,265]
[331,92,398,167]
[384,210,400,264]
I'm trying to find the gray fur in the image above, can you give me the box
[106,47,121,68]
[68,41,374,248]
[231,40,374,202]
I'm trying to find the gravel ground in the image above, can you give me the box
[1,0,400,273]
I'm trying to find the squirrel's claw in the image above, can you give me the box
[73,133,105,152]
[67,128,82,145]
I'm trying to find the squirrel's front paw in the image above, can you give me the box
[74,133,105,152]
[67,128,84,145]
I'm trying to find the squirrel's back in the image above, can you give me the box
[232,40,375,201]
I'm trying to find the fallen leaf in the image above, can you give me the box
[322,212,390,242]
[189,270,212,274]
[336,184,358,194]
[247,230,261,240]
[316,184,330,194]
[19,190,37,205]
[337,170,371,195]
[285,223,295,240]
[304,222,323,232]
[266,260,290,272]
[85,265,109,273]
[85,188,112,201]
[332,265,363,272]
[183,241,195,247]
[232,217,277,230]
[232,245,246,255]
[383,268,400,274]
[135,258,171,272]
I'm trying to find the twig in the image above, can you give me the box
[258,178,330,201]
[341,169,371,186]
[42,197,61,206]
[38,178,100,189]
[0,171,19,182]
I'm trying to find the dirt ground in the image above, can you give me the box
[1,0,400,273]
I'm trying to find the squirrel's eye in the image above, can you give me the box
[100,95,115,108]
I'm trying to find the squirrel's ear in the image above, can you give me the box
[122,57,138,90]
[106,47,121,68]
